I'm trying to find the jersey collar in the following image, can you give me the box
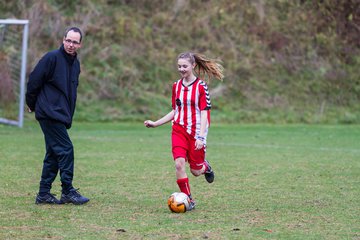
[181,77,198,87]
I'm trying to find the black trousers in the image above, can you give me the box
[38,120,74,194]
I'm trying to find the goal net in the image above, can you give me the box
[0,19,29,127]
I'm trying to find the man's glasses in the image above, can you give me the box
[64,39,80,45]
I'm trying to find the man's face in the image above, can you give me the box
[63,30,81,56]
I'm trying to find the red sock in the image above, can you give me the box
[176,178,191,196]
[202,161,209,173]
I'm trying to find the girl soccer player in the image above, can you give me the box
[144,52,224,210]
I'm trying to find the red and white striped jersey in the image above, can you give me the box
[172,78,211,138]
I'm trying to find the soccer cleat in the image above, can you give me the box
[35,193,62,204]
[187,199,196,211]
[60,189,89,205]
[204,160,215,183]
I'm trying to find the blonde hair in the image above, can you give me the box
[177,52,224,83]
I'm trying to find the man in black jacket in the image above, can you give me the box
[26,27,89,205]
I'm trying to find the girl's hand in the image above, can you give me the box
[144,120,156,128]
[195,139,204,150]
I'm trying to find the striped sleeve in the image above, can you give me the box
[171,82,177,110]
[199,81,211,110]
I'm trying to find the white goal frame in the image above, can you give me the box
[0,19,29,127]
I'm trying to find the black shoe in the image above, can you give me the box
[60,189,89,205]
[187,199,196,211]
[35,193,62,204]
[204,160,214,183]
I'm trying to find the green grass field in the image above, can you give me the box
[0,120,359,239]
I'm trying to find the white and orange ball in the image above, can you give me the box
[167,192,190,213]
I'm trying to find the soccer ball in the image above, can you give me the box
[167,192,190,213]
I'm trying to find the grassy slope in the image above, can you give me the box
[0,121,359,239]
[1,1,359,123]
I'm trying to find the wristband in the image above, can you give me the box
[196,136,205,141]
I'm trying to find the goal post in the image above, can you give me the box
[0,19,29,127]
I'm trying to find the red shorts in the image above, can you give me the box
[171,123,205,170]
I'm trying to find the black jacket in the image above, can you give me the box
[26,45,80,129]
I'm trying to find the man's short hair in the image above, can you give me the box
[64,27,83,42]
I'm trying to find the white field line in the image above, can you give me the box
[212,142,360,154]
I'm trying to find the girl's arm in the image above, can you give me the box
[144,110,175,128]
[195,110,208,150]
